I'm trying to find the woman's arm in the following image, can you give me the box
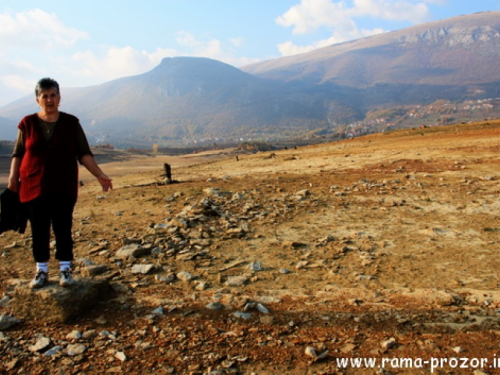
[8,157,22,193]
[80,154,113,192]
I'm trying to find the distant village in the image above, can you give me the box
[335,97,500,140]
[168,97,500,150]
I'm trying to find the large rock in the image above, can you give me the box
[11,278,112,323]
[115,243,150,259]
[0,315,21,330]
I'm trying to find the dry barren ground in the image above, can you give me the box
[3,121,500,374]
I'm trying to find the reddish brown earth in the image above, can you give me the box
[2,121,500,374]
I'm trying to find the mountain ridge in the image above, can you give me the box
[242,11,500,87]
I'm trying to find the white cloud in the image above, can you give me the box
[175,31,226,59]
[175,32,259,67]
[422,0,448,4]
[229,38,244,47]
[0,75,34,95]
[0,9,256,105]
[0,9,90,105]
[0,9,88,49]
[276,0,348,34]
[277,41,317,56]
[276,0,432,56]
[71,47,176,82]
[351,0,429,23]
[69,34,257,86]
[277,26,384,56]
[175,31,200,48]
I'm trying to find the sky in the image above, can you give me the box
[1,0,499,107]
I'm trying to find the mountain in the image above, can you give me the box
[243,11,500,88]
[0,57,336,148]
[0,116,18,142]
[1,11,500,148]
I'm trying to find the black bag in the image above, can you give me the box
[0,188,27,234]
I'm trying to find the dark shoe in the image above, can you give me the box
[30,270,48,289]
[59,268,75,287]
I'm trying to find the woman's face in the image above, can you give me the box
[36,88,60,114]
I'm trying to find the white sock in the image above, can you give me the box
[59,261,71,272]
[36,262,48,273]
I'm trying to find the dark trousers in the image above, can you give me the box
[24,193,76,263]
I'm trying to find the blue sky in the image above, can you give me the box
[1,0,499,106]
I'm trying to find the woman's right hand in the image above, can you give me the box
[7,177,20,193]
[8,157,22,193]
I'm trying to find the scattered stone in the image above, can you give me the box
[0,295,11,308]
[0,314,21,330]
[80,330,96,340]
[296,261,308,269]
[43,345,61,357]
[206,302,223,310]
[219,259,247,272]
[4,242,20,249]
[233,312,252,320]
[29,336,51,352]
[156,273,176,283]
[243,302,256,311]
[225,276,249,287]
[11,279,112,323]
[341,343,357,354]
[66,343,86,356]
[282,240,308,249]
[153,223,168,232]
[131,264,155,275]
[256,303,270,314]
[195,281,209,291]
[84,264,109,276]
[304,346,328,362]
[152,307,164,315]
[381,337,398,350]
[115,244,149,259]
[4,359,17,371]
[115,351,127,362]
[176,271,194,282]
[99,330,117,340]
[296,189,310,197]
[260,315,274,324]
[66,330,82,340]
[248,261,263,272]
[204,188,223,197]
[305,346,317,358]
[355,274,375,281]
[95,316,108,325]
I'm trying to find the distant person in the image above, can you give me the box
[7,77,113,289]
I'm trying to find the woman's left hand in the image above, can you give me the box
[97,174,113,192]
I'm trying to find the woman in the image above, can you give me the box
[7,77,113,289]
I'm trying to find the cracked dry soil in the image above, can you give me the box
[2,120,500,374]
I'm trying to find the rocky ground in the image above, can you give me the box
[2,121,500,374]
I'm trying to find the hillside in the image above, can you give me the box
[2,120,500,373]
[243,11,500,87]
[0,116,17,141]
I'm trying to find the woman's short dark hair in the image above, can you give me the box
[35,78,60,97]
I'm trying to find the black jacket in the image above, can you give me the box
[0,188,27,234]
